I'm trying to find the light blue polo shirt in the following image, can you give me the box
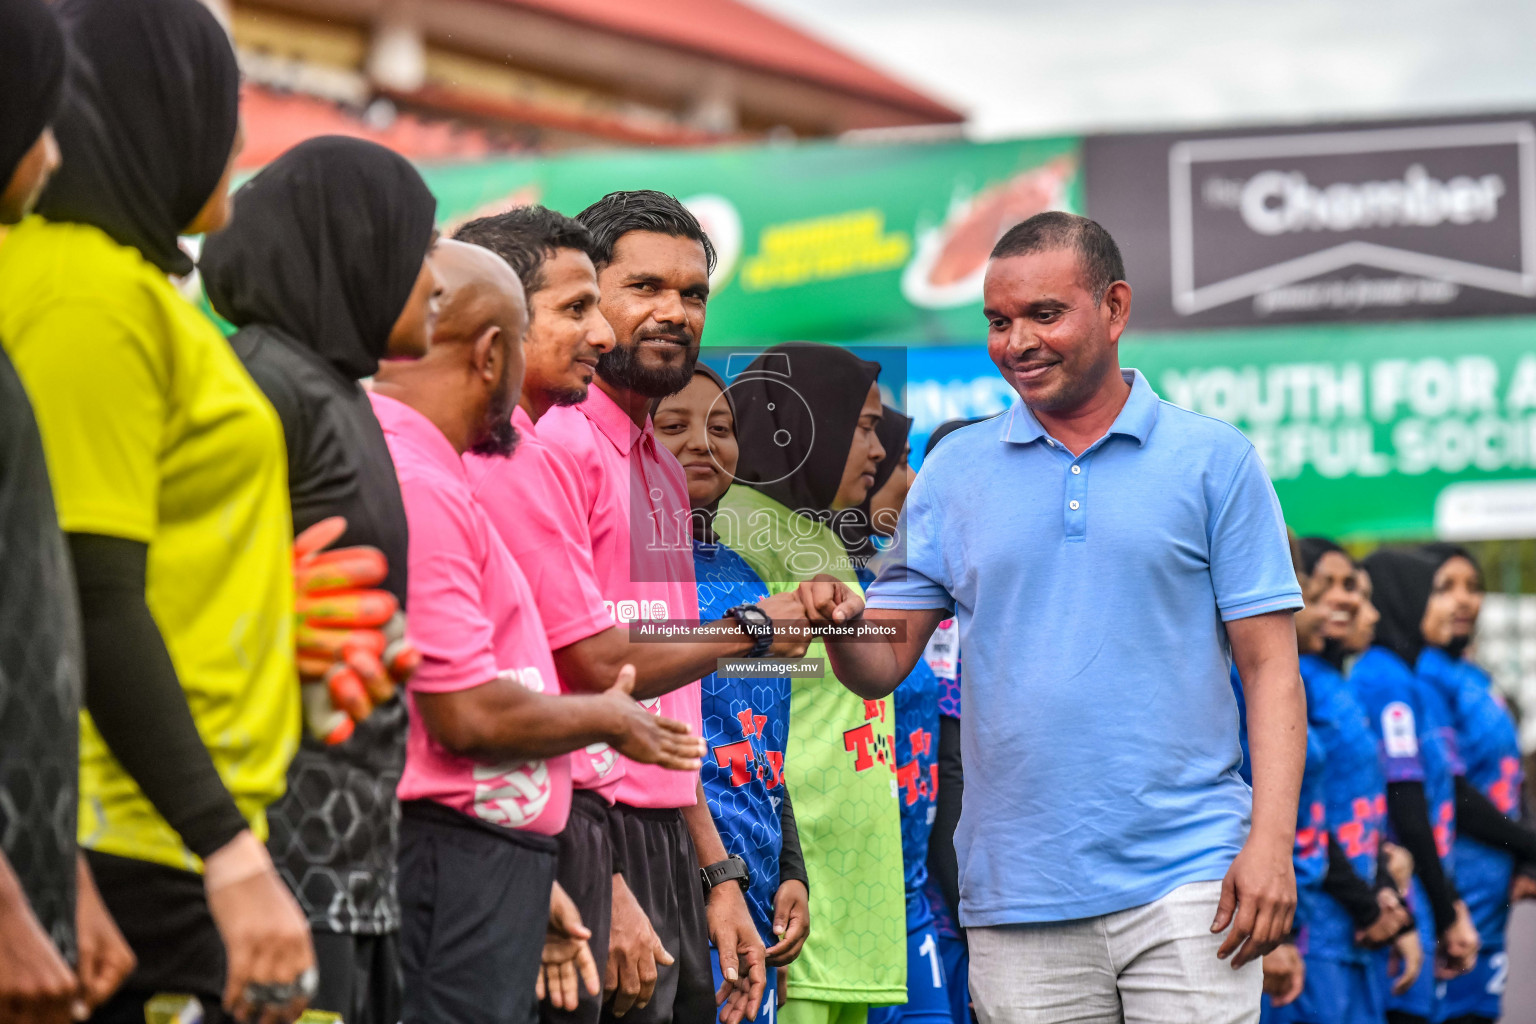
[866,369,1302,926]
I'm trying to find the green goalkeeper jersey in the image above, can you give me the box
[717,485,906,1003]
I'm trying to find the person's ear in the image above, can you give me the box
[472,324,502,382]
[1104,280,1133,342]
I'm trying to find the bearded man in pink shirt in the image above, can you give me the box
[457,204,811,1024]
[371,240,706,1024]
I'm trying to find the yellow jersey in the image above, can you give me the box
[0,216,299,872]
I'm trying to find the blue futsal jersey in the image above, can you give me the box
[1350,645,1457,1020]
[894,656,941,926]
[1300,654,1388,964]
[1351,647,1457,867]
[695,539,791,944]
[861,566,943,930]
[1417,646,1522,947]
[1231,668,1327,941]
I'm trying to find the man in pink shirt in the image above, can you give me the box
[458,198,793,1024]
[371,240,706,1024]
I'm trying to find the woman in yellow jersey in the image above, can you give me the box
[0,1,312,1021]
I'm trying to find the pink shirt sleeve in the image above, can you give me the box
[471,445,614,652]
[400,479,500,694]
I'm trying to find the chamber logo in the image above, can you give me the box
[1168,121,1536,317]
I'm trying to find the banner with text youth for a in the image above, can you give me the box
[904,317,1536,540]
[419,136,1082,345]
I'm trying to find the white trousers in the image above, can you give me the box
[967,880,1261,1024]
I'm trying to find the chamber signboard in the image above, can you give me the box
[1085,115,1536,329]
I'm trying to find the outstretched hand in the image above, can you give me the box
[794,575,864,626]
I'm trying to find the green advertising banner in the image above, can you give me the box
[418,136,1082,345]
[1127,319,1536,540]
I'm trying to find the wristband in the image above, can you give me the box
[700,855,750,894]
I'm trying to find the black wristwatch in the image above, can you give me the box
[725,603,773,658]
[700,855,751,895]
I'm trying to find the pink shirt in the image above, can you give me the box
[538,386,702,809]
[466,406,627,800]
[372,392,571,836]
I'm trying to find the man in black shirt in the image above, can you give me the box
[0,0,134,1018]
[201,135,440,1024]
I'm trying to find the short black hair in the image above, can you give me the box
[989,211,1125,301]
[576,189,716,273]
[454,205,595,295]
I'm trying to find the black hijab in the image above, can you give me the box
[0,0,66,189]
[37,0,240,276]
[1298,536,1348,577]
[731,342,882,518]
[1420,542,1482,659]
[839,404,911,566]
[202,137,438,380]
[1361,546,1444,667]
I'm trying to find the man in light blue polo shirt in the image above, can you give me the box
[801,212,1307,1024]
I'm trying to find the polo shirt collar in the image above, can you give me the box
[581,382,652,455]
[1003,368,1159,448]
[371,391,466,477]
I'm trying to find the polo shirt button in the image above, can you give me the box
[1071,465,1081,474]
[1069,500,1080,510]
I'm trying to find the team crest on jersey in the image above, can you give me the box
[472,760,551,827]
[1382,701,1418,758]
[585,742,618,777]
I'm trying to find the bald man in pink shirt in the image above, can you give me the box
[457,194,783,1024]
[373,241,705,1024]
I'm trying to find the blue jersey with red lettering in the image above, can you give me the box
[894,656,941,928]
[863,566,943,931]
[1350,646,1457,868]
[1417,646,1522,947]
[1300,654,1388,962]
[1231,668,1328,947]
[924,617,961,719]
[695,539,790,945]
[922,621,961,941]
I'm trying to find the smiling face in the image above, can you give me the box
[1422,555,1483,648]
[831,382,886,511]
[983,247,1131,414]
[1300,551,1361,653]
[525,246,615,408]
[654,372,737,509]
[595,231,709,399]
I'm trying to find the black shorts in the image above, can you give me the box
[543,790,615,1024]
[398,800,557,1024]
[311,930,401,1024]
[600,804,712,1024]
[84,849,228,1023]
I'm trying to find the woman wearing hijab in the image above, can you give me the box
[715,342,908,1021]
[0,1,136,1019]
[1278,539,1420,1024]
[0,1,314,1020]
[200,135,441,1024]
[1410,545,1536,1024]
[1356,548,1482,1024]
[652,364,810,1023]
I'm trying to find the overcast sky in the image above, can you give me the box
[754,0,1536,138]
